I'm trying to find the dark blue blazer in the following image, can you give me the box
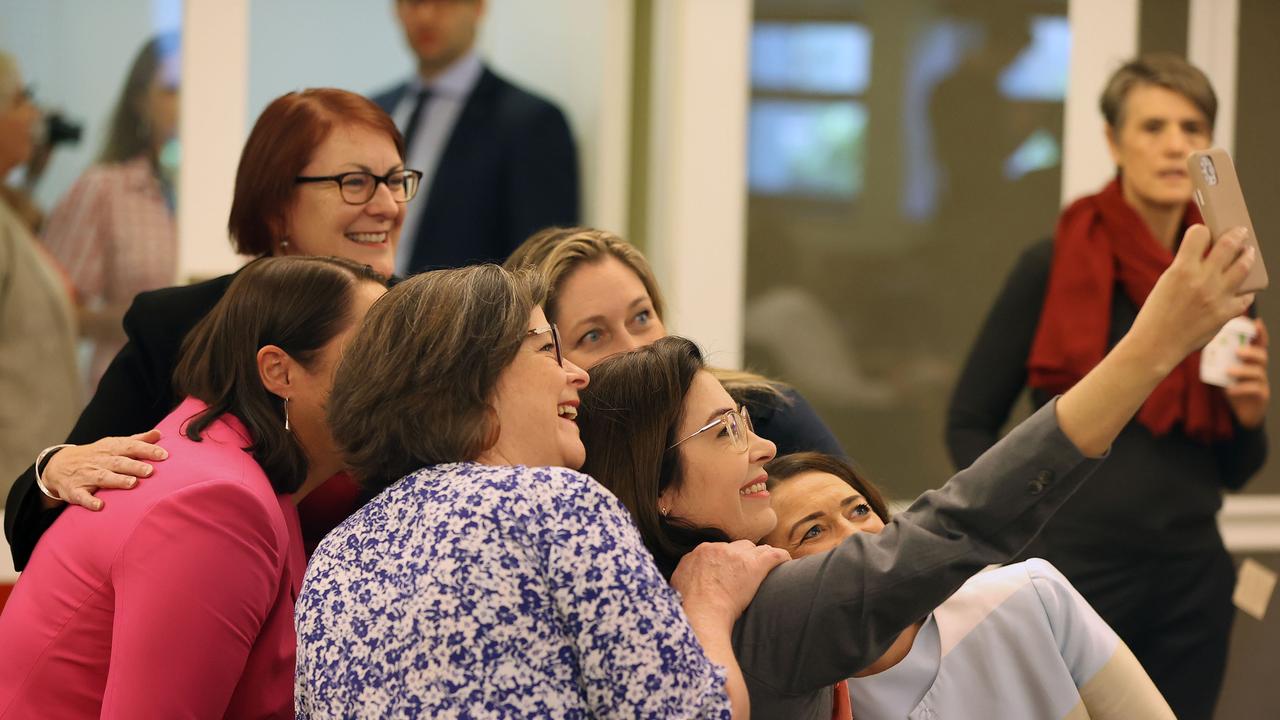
[374,67,580,273]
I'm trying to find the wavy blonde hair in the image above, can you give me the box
[506,226,786,401]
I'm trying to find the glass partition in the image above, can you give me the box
[745,0,1069,496]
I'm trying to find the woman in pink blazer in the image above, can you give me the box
[0,256,386,719]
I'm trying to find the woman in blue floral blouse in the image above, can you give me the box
[294,264,787,719]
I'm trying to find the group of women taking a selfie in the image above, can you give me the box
[0,53,1267,720]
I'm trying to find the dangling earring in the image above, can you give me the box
[284,397,291,431]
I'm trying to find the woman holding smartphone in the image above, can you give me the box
[946,53,1269,720]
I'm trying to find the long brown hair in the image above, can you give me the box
[173,256,386,494]
[764,452,891,524]
[506,225,786,402]
[99,32,179,164]
[578,336,731,578]
[329,264,547,493]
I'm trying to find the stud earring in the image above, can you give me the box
[280,238,291,252]
[659,505,669,517]
[284,397,291,431]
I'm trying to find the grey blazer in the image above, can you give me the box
[735,399,1105,718]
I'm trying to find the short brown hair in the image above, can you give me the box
[764,452,891,524]
[1100,53,1217,130]
[329,264,547,492]
[228,88,405,257]
[173,256,387,494]
[578,336,732,578]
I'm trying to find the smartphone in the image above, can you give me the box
[1187,147,1268,292]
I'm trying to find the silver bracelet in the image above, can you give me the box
[34,444,74,501]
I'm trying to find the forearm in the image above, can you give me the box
[1078,644,1175,720]
[738,400,1102,695]
[1055,332,1172,457]
[685,606,749,720]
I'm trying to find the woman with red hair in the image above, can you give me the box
[4,88,420,569]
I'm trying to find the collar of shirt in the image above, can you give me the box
[407,50,483,100]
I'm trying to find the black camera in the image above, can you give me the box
[45,112,82,148]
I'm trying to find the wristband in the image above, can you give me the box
[34,444,73,501]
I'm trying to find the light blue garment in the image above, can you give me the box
[392,52,484,275]
[848,559,1122,720]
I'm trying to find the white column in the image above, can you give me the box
[1060,0,1139,205]
[176,0,248,282]
[1188,0,1238,155]
[646,0,751,369]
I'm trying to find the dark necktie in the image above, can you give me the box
[400,88,431,159]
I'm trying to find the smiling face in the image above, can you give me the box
[761,471,886,558]
[555,256,667,369]
[660,371,778,542]
[282,123,405,278]
[1107,83,1212,211]
[485,306,591,469]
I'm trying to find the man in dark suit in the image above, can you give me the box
[379,0,579,275]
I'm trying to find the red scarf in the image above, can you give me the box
[1027,177,1234,443]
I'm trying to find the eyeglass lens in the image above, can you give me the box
[725,408,755,452]
[339,172,420,204]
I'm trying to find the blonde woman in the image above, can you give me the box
[506,226,845,457]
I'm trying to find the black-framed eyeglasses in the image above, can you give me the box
[668,406,753,453]
[526,324,563,367]
[294,169,424,205]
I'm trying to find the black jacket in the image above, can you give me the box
[374,67,580,273]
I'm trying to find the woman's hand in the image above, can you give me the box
[672,540,790,621]
[1127,225,1257,373]
[40,430,168,511]
[1057,225,1256,457]
[1227,318,1270,429]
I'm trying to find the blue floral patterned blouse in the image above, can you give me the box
[294,462,731,719]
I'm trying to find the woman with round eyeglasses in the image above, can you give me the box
[504,226,846,459]
[5,88,421,570]
[760,452,1173,719]
[296,264,785,718]
[575,216,1256,718]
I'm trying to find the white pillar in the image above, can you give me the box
[176,0,248,282]
[646,0,751,369]
[1188,0,1238,154]
[1059,0,1139,205]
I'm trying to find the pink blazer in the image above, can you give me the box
[0,398,305,719]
